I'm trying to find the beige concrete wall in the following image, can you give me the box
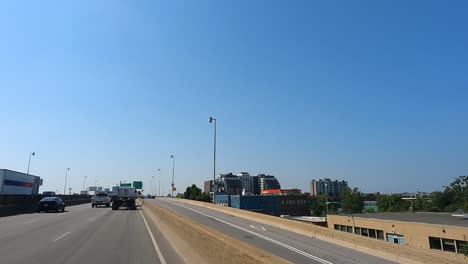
[328,215,468,251]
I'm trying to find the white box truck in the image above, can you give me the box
[0,169,42,195]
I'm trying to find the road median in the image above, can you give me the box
[143,200,291,264]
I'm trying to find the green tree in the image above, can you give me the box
[287,189,302,195]
[195,192,211,202]
[376,194,411,212]
[183,186,191,199]
[414,196,437,212]
[341,187,364,214]
[363,207,376,213]
[182,184,211,203]
[376,194,388,212]
[189,184,202,200]
[310,194,327,216]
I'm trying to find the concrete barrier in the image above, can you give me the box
[0,194,91,217]
[169,198,468,264]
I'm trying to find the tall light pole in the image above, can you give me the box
[158,168,161,197]
[27,152,35,174]
[325,183,329,215]
[171,155,175,197]
[63,168,70,195]
[83,176,87,192]
[151,175,154,196]
[209,116,216,204]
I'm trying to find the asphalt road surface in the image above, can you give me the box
[0,203,181,264]
[150,198,394,264]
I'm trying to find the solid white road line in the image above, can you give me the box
[53,232,71,242]
[24,220,38,224]
[166,201,333,264]
[140,210,167,264]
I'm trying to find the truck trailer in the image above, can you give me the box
[111,186,137,210]
[0,169,42,195]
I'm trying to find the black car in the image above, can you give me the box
[37,197,65,213]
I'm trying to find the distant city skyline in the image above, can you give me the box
[1,1,467,194]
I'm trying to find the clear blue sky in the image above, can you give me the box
[1,1,467,194]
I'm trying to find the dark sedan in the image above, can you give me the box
[37,197,65,213]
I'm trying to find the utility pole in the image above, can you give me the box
[171,155,175,197]
[158,168,161,197]
[63,168,70,195]
[209,117,217,203]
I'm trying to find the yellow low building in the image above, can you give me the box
[328,212,468,255]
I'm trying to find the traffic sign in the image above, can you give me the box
[172,187,176,192]
[120,183,131,187]
[133,181,143,189]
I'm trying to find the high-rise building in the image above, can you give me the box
[218,173,242,195]
[238,172,253,195]
[252,175,260,195]
[206,172,281,195]
[258,174,281,191]
[310,178,348,197]
[204,180,213,193]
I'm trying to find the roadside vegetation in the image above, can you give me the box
[310,176,468,215]
[179,184,211,203]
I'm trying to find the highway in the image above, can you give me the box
[0,199,395,264]
[149,198,394,264]
[0,203,182,264]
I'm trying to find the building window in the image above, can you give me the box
[387,234,405,245]
[377,230,384,240]
[354,227,361,235]
[346,226,353,233]
[340,225,346,232]
[456,240,468,254]
[361,228,369,237]
[429,237,442,250]
[369,229,376,239]
[442,239,456,253]
[334,224,340,230]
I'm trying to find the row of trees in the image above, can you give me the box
[311,176,468,216]
[377,176,468,213]
[310,187,365,216]
[177,184,211,202]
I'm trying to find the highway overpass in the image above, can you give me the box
[0,198,401,264]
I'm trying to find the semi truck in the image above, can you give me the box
[111,186,137,210]
[0,169,42,195]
